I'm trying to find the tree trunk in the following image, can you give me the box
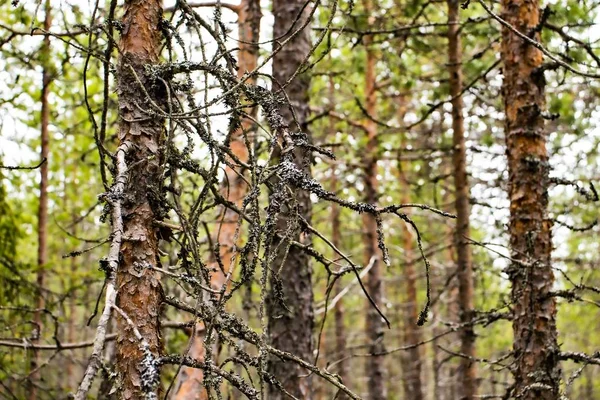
[327,73,350,399]
[362,4,386,399]
[501,0,560,397]
[66,167,79,392]
[30,2,51,398]
[399,211,424,400]
[331,167,349,399]
[115,1,165,398]
[171,1,261,398]
[399,223,424,400]
[397,95,424,400]
[447,1,477,398]
[266,0,314,398]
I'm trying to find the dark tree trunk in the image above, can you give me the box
[447,0,477,398]
[115,1,165,398]
[267,0,314,398]
[501,0,560,398]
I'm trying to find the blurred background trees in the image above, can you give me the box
[1,0,600,398]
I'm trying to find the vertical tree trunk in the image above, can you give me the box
[399,220,424,400]
[442,220,460,400]
[447,1,477,398]
[396,95,424,400]
[321,73,350,400]
[328,74,350,399]
[29,2,51,398]
[65,167,78,392]
[362,3,386,398]
[399,224,424,400]
[331,168,350,398]
[115,1,165,398]
[68,166,84,392]
[267,0,314,398]
[171,1,261,398]
[501,0,560,398]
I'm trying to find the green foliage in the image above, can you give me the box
[0,168,24,302]
[0,0,600,397]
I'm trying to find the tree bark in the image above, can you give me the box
[171,1,261,398]
[362,4,386,399]
[399,205,424,400]
[115,1,165,398]
[396,95,424,400]
[30,2,51,398]
[399,225,424,400]
[501,0,560,398]
[331,168,350,399]
[66,168,79,392]
[447,1,477,398]
[266,0,314,398]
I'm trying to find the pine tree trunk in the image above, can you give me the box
[266,0,314,397]
[331,168,350,399]
[362,4,386,398]
[115,1,165,398]
[66,168,78,392]
[397,95,424,400]
[328,74,350,399]
[171,1,261,398]
[30,2,51,398]
[447,1,477,398]
[400,223,424,400]
[501,0,560,397]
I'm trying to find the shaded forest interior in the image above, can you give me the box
[1,0,600,399]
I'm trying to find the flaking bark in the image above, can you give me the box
[114,1,165,398]
[501,0,561,397]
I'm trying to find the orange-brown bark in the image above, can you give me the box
[447,0,477,398]
[115,1,165,398]
[171,1,261,398]
[362,6,386,398]
[396,96,424,400]
[400,224,424,400]
[501,0,560,398]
